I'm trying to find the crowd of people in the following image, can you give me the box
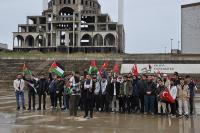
[13,70,197,119]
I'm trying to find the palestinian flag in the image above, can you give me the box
[22,63,32,75]
[88,60,98,74]
[50,61,64,77]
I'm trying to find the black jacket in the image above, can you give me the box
[107,82,120,98]
[37,78,48,95]
[144,81,157,96]
[56,79,64,95]
[82,80,95,99]
[23,76,37,94]
[138,79,147,95]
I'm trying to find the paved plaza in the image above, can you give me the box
[0,89,200,133]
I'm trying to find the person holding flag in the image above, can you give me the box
[22,63,37,111]
[69,71,81,117]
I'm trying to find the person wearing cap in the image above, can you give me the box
[14,74,26,110]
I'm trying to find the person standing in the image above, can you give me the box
[138,74,147,113]
[119,76,126,113]
[186,75,197,115]
[108,77,120,112]
[132,75,140,113]
[156,79,166,115]
[37,74,48,110]
[49,74,57,109]
[94,77,101,112]
[23,75,37,110]
[55,76,64,109]
[169,79,177,118]
[14,74,26,110]
[126,75,133,113]
[100,76,108,112]
[69,71,81,117]
[144,75,156,115]
[83,75,95,118]
[62,77,71,110]
[177,78,190,118]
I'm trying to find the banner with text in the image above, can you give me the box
[121,64,200,74]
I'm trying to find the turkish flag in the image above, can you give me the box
[113,63,119,74]
[160,90,175,103]
[132,64,138,76]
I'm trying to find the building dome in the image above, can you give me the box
[47,0,101,15]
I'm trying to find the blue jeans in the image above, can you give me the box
[144,95,155,113]
[16,91,25,108]
[63,94,70,109]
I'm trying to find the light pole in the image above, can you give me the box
[165,46,167,54]
[178,41,180,50]
[170,38,173,53]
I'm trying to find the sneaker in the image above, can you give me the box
[178,114,183,118]
[17,107,20,111]
[185,114,189,118]
[144,112,148,115]
[171,115,176,118]
[23,107,26,110]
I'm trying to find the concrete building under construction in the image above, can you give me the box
[13,0,125,53]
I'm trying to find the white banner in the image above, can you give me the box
[120,64,200,74]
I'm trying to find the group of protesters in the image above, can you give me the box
[13,67,197,119]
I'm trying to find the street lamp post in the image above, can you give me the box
[170,38,173,53]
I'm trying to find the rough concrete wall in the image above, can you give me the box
[182,6,200,54]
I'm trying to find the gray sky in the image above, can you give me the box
[0,0,199,53]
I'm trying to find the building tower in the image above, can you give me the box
[43,0,48,11]
[118,0,124,25]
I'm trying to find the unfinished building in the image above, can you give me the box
[13,0,125,53]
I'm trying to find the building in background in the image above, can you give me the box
[0,43,8,51]
[181,2,200,54]
[13,0,125,53]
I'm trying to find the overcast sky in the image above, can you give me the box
[0,0,199,53]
